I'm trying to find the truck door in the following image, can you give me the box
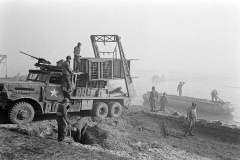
[45,76,64,101]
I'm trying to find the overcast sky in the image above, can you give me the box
[0,0,239,77]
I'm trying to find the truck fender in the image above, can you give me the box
[10,97,44,114]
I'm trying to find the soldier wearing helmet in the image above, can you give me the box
[177,82,185,97]
[70,117,91,143]
[185,102,197,137]
[73,42,82,72]
[160,92,168,113]
[149,86,158,112]
[211,89,218,102]
[62,56,73,93]
[56,98,71,142]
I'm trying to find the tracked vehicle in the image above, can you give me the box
[0,35,136,124]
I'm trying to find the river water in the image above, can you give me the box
[111,69,240,127]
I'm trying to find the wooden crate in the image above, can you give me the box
[75,58,131,81]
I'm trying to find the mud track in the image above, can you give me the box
[0,105,240,160]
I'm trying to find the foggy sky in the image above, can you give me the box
[0,0,239,77]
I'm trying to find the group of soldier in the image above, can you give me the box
[149,82,220,137]
[56,97,90,143]
[58,45,220,141]
[56,42,91,143]
[62,42,82,94]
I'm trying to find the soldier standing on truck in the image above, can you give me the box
[56,98,71,142]
[62,56,73,93]
[149,86,158,112]
[74,42,81,72]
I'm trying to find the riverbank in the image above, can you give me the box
[0,105,239,160]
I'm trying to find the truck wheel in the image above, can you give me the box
[8,102,35,124]
[93,102,108,118]
[107,102,122,118]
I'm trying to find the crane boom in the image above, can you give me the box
[90,35,136,98]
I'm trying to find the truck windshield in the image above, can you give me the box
[27,73,48,82]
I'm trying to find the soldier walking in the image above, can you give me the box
[56,98,71,142]
[185,102,197,137]
[149,86,158,112]
[160,92,168,113]
[73,42,81,72]
[62,56,73,93]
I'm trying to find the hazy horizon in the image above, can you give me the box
[0,0,239,77]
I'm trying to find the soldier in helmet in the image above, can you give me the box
[149,86,158,112]
[185,102,197,137]
[160,92,168,113]
[56,98,71,142]
[62,56,73,93]
[177,82,185,97]
[211,89,218,102]
[70,117,91,143]
[73,42,81,72]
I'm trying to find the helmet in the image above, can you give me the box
[152,86,155,89]
[66,55,72,60]
[78,42,81,46]
[192,102,197,107]
[62,98,70,103]
[163,92,166,95]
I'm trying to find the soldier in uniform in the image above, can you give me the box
[56,98,71,142]
[177,82,185,97]
[149,86,158,112]
[71,117,91,143]
[185,102,197,137]
[160,92,168,113]
[62,56,73,93]
[211,89,218,102]
[73,42,81,72]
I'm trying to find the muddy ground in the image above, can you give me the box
[0,105,240,160]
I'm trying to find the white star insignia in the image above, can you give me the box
[50,88,59,97]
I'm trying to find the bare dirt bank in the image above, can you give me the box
[0,105,240,160]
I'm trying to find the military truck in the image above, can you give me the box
[0,35,136,124]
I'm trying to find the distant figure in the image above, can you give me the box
[56,98,71,142]
[211,89,218,102]
[177,82,185,97]
[185,102,197,137]
[71,117,91,143]
[62,56,73,93]
[149,86,158,112]
[160,92,168,113]
[74,42,82,72]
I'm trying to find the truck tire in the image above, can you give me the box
[8,102,35,124]
[93,102,108,118]
[107,102,122,118]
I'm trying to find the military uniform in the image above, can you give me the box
[149,89,158,111]
[211,89,218,102]
[74,45,81,72]
[71,117,90,143]
[177,82,185,97]
[62,60,73,92]
[160,94,168,112]
[56,101,70,142]
[185,103,197,136]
